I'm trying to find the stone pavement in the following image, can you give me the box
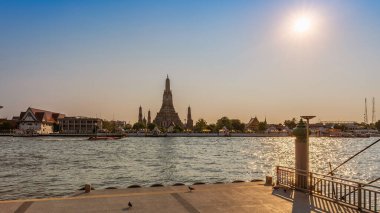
[0,182,359,213]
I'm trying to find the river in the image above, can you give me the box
[0,136,379,200]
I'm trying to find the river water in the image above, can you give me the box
[0,137,379,200]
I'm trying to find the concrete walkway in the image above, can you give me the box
[0,182,358,213]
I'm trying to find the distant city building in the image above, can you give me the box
[265,124,291,135]
[17,107,65,134]
[186,106,193,130]
[112,120,127,129]
[58,117,102,134]
[246,117,260,132]
[153,76,183,128]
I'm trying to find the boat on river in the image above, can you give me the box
[88,136,124,140]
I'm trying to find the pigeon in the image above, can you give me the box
[128,201,132,208]
[188,186,195,192]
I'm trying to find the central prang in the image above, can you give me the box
[153,75,184,128]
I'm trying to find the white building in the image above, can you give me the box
[17,107,65,134]
[58,117,102,134]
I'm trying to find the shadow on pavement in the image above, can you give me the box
[272,188,359,213]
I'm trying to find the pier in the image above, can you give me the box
[0,181,361,213]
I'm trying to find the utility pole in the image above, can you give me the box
[372,97,376,124]
[364,98,368,124]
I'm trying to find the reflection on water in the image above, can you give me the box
[0,137,379,200]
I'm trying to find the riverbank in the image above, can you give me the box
[0,132,289,137]
[0,132,377,138]
[0,182,357,213]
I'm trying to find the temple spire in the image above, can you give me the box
[186,105,193,130]
[165,75,170,91]
[138,106,143,123]
[153,76,183,128]
[148,110,151,124]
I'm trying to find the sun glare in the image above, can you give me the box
[293,16,312,33]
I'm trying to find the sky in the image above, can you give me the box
[0,0,380,124]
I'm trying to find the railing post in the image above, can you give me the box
[358,183,362,211]
[309,172,313,195]
[276,166,280,185]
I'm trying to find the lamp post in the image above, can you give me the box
[300,116,315,145]
[293,115,315,190]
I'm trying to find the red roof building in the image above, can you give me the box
[17,107,65,134]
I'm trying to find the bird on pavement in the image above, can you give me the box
[188,186,195,192]
[128,201,132,208]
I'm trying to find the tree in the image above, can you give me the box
[206,123,217,132]
[359,122,370,129]
[173,125,183,133]
[103,120,116,132]
[124,123,132,130]
[0,121,12,130]
[216,117,232,130]
[258,122,268,132]
[147,123,156,131]
[230,119,245,132]
[375,120,380,131]
[194,119,207,132]
[132,122,145,131]
[284,118,297,129]
[333,124,346,131]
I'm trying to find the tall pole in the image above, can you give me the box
[301,116,315,169]
[293,115,315,190]
[364,98,368,124]
[372,97,376,124]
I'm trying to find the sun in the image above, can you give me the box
[293,16,312,33]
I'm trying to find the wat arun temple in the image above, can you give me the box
[139,76,193,129]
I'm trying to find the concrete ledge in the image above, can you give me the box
[0,182,359,213]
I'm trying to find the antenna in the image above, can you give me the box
[364,98,368,124]
[372,97,376,124]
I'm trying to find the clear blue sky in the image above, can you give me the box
[1,0,379,124]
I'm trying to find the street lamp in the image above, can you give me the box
[300,116,315,142]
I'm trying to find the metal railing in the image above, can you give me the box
[276,166,380,212]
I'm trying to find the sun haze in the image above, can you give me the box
[0,1,379,124]
[293,16,312,33]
